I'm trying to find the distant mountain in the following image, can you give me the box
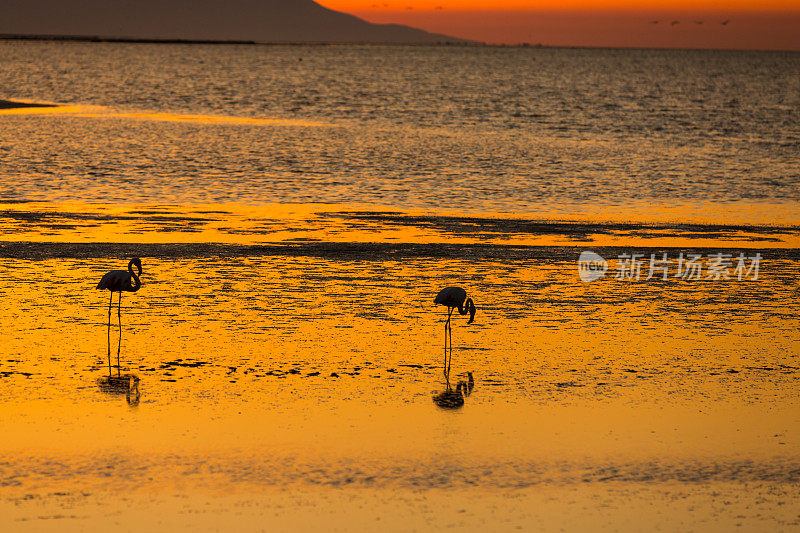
[0,0,466,44]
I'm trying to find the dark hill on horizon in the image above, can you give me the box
[0,0,466,44]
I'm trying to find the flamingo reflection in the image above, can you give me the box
[433,372,475,409]
[97,374,141,406]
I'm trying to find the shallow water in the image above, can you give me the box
[1,251,797,406]
[1,243,798,529]
[1,42,799,530]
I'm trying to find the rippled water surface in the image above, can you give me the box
[1,242,798,529]
[1,42,799,531]
[1,42,799,213]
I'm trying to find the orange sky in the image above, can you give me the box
[321,0,800,10]
[319,1,800,49]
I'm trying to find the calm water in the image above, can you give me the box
[1,42,799,213]
[1,42,799,530]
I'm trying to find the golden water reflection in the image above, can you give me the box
[0,101,335,127]
[1,201,798,248]
[0,210,798,529]
[1,255,797,446]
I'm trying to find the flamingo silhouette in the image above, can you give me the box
[434,286,476,387]
[96,258,142,377]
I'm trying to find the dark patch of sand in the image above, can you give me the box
[323,211,799,243]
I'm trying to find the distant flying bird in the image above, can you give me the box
[721,20,730,26]
[96,258,142,377]
[434,287,476,386]
[670,20,680,26]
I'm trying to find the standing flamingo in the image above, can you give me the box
[96,258,142,377]
[434,286,476,387]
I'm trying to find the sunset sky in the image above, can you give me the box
[320,0,800,49]
[322,1,798,7]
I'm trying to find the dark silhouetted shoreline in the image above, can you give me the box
[0,34,475,46]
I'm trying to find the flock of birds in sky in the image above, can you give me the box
[651,19,731,26]
[95,258,478,409]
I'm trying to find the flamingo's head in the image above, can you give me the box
[129,257,142,275]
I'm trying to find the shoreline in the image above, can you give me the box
[0,33,472,47]
[2,34,799,53]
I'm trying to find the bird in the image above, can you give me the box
[434,287,476,387]
[96,258,142,377]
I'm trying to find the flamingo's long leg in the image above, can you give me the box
[443,319,448,382]
[117,292,123,376]
[447,315,452,384]
[444,307,454,387]
[107,291,113,377]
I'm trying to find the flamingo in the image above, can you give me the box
[434,286,476,387]
[96,258,142,377]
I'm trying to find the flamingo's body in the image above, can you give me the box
[96,258,142,377]
[434,287,475,323]
[96,268,141,293]
[434,286,476,387]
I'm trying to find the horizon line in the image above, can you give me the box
[2,34,800,53]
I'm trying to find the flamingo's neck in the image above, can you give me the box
[456,298,476,324]
[128,261,142,292]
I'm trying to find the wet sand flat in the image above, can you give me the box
[2,485,799,532]
[0,239,798,530]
